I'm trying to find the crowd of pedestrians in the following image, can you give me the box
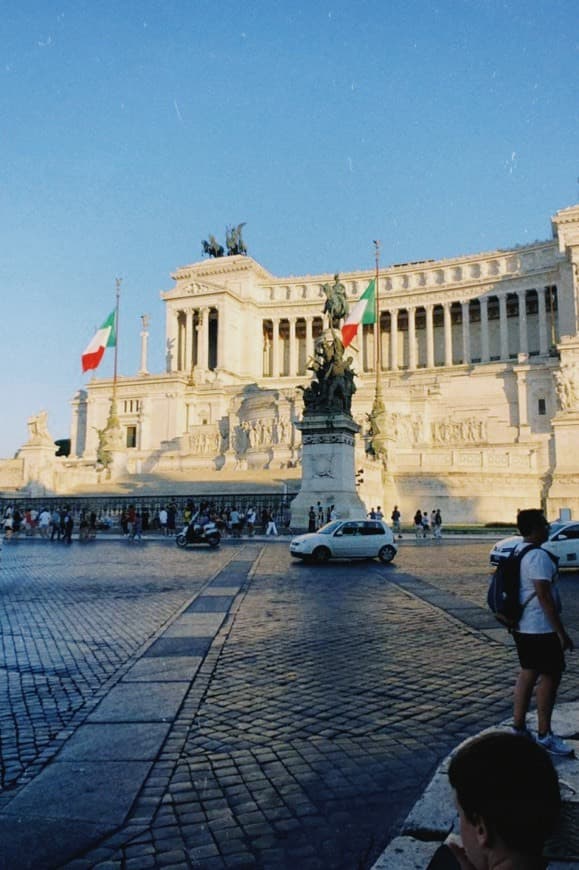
[412,507,443,540]
[2,501,292,543]
[3,505,78,544]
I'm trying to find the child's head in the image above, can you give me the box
[448,732,560,867]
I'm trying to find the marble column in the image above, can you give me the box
[185,309,194,373]
[461,301,471,364]
[216,305,225,370]
[537,288,548,355]
[201,307,211,370]
[426,305,434,369]
[480,297,490,363]
[408,308,417,371]
[262,323,271,376]
[139,315,150,375]
[305,316,314,366]
[288,317,298,376]
[443,302,453,366]
[271,317,280,377]
[499,294,509,360]
[517,290,528,356]
[389,310,399,371]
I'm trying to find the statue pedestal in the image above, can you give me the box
[16,443,56,494]
[290,413,367,529]
[546,411,579,518]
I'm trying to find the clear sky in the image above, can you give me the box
[1,0,577,457]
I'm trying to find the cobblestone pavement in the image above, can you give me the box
[1,537,578,869]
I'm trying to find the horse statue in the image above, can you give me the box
[226,222,247,256]
[322,274,349,326]
[201,234,224,258]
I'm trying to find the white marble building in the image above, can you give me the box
[4,204,579,522]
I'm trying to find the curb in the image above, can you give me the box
[371,702,579,869]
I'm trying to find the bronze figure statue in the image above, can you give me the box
[322,274,349,326]
[201,234,225,258]
[299,327,356,416]
[226,223,247,256]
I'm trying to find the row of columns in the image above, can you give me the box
[263,288,554,376]
[383,289,550,370]
[173,306,214,373]
[266,315,318,378]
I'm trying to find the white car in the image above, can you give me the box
[489,521,579,568]
[290,519,398,563]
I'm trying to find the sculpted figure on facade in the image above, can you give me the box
[554,364,579,411]
[95,426,113,471]
[26,411,53,446]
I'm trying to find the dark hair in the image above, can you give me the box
[517,508,547,537]
[448,732,560,854]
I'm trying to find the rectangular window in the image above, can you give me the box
[538,399,546,416]
[126,425,137,448]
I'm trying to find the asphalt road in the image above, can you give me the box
[1,537,578,869]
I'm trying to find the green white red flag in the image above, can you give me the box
[341,279,376,348]
[81,311,116,372]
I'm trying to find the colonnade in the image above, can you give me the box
[170,306,220,373]
[261,286,557,377]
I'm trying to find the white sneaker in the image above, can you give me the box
[536,732,575,757]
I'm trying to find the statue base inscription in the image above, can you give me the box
[290,413,367,529]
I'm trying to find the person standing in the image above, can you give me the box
[167,503,177,536]
[230,506,241,536]
[308,507,317,532]
[246,507,256,537]
[50,508,61,541]
[421,509,431,539]
[433,508,442,540]
[38,507,51,539]
[413,510,423,540]
[133,511,143,543]
[512,509,574,755]
[158,506,168,536]
[63,509,74,545]
[265,509,278,536]
[391,505,402,538]
[317,502,324,529]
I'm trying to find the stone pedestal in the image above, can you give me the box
[546,411,579,519]
[290,413,367,529]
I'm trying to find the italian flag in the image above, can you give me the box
[341,279,376,348]
[81,311,116,373]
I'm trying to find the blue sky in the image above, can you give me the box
[1,0,577,456]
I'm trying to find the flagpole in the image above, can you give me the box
[105,277,122,437]
[113,277,121,401]
[373,240,382,406]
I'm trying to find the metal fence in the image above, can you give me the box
[1,492,297,532]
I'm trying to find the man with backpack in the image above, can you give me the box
[511,509,574,755]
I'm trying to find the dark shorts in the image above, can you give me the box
[514,632,565,675]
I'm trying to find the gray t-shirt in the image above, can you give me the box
[516,544,560,634]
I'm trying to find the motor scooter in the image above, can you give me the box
[175,512,220,549]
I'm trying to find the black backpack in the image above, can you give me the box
[487,544,539,630]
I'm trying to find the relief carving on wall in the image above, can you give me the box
[234,416,294,453]
[187,428,223,455]
[431,417,487,444]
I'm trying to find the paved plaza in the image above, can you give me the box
[1,536,578,869]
